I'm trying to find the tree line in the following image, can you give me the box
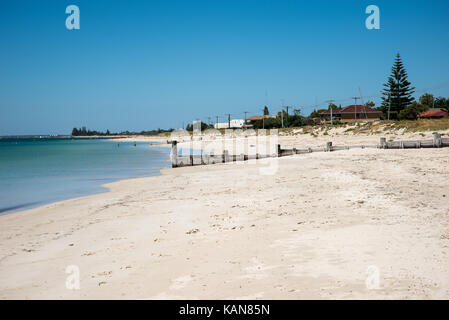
[252,108,314,129]
[71,127,174,136]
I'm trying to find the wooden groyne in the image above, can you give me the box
[170,140,277,168]
[171,133,449,168]
[379,133,449,149]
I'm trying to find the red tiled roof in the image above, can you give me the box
[418,110,448,118]
[246,115,265,121]
[246,115,277,121]
[320,105,381,115]
[340,105,382,114]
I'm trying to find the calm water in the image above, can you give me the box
[0,138,171,214]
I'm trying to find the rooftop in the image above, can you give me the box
[320,105,381,115]
[418,109,448,118]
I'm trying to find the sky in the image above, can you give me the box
[1,0,449,135]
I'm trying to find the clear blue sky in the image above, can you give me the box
[1,0,449,135]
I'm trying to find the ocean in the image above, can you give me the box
[0,138,171,214]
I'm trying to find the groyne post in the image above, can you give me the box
[380,137,387,149]
[433,132,442,148]
[171,141,178,168]
[223,150,229,163]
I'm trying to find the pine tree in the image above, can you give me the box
[263,106,269,115]
[380,53,415,119]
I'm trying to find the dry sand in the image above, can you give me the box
[1,132,449,299]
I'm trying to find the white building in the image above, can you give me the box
[214,119,245,129]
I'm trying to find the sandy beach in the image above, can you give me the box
[3,0,449,305]
[1,130,449,299]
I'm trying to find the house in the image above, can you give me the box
[319,105,382,122]
[245,115,278,127]
[418,109,448,119]
[340,105,382,121]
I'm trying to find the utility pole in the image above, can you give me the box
[388,93,391,121]
[352,97,360,120]
[326,99,335,125]
[281,99,284,128]
[358,87,368,119]
[285,106,290,128]
[216,116,219,128]
[225,113,231,129]
[260,108,265,129]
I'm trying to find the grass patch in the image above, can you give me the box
[390,118,449,132]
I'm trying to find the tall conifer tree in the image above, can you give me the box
[380,53,415,119]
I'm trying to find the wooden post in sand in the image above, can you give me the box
[223,150,229,163]
[277,144,281,157]
[380,137,387,149]
[433,132,442,148]
[326,142,333,152]
[171,141,178,168]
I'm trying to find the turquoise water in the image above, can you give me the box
[0,138,171,214]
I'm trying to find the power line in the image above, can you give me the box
[352,97,360,120]
[359,87,368,119]
[325,99,335,125]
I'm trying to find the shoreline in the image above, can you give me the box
[1,140,449,299]
[4,127,445,218]
[0,139,172,216]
